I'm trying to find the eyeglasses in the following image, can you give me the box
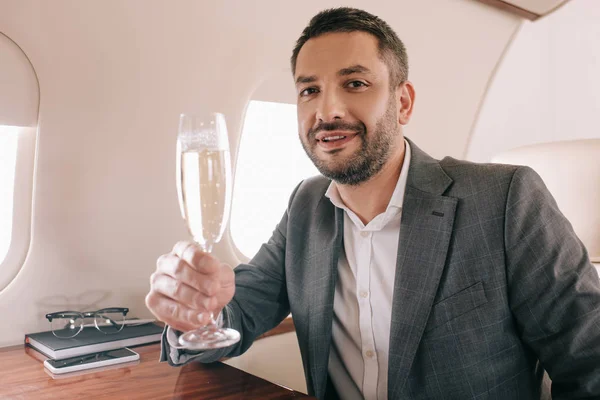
[45,307,130,338]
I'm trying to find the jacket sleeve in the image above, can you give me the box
[505,166,600,398]
[160,181,303,365]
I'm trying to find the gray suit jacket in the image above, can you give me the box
[165,138,600,399]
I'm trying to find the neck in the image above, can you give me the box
[336,139,406,225]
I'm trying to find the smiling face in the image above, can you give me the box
[294,31,406,186]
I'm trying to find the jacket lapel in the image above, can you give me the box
[388,138,458,397]
[307,202,344,399]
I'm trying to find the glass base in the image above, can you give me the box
[178,327,241,350]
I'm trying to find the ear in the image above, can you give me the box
[396,81,415,125]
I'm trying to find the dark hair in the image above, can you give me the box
[291,7,409,87]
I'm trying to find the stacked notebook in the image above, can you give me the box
[25,322,164,359]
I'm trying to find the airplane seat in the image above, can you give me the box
[491,138,600,271]
[491,139,600,397]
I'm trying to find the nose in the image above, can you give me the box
[315,88,345,123]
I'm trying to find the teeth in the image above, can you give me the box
[322,136,346,142]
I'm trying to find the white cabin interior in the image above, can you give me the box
[1,0,598,394]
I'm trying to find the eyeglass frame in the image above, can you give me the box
[45,307,130,338]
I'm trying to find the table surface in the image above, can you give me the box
[0,343,313,399]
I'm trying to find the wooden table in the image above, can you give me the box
[0,343,313,399]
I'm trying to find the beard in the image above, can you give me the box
[300,98,398,186]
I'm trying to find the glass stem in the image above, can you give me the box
[201,311,219,330]
[198,241,216,327]
[208,312,218,327]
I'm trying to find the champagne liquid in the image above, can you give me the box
[177,149,232,251]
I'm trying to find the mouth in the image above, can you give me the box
[315,131,358,151]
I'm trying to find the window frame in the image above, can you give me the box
[0,125,36,292]
[0,31,39,293]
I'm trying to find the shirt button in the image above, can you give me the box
[359,290,369,299]
[365,350,375,358]
[360,231,370,238]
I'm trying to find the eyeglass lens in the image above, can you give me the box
[50,312,84,338]
[94,310,126,334]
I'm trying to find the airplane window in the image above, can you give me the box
[0,126,19,264]
[0,32,38,291]
[231,100,320,259]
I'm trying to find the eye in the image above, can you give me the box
[346,80,368,89]
[299,87,319,97]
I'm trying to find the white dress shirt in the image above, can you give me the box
[326,140,411,400]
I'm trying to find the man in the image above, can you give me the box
[146,7,600,399]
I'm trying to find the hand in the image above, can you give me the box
[145,241,235,332]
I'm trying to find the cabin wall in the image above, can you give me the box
[466,0,600,162]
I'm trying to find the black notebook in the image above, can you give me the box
[25,322,164,359]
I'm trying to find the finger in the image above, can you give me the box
[172,241,195,257]
[145,291,203,332]
[218,263,235,289]
[172,241,219,275]
[151,272,216,310]
[213,264,235,310]
[181,245,220,275]
[156,254,219,296]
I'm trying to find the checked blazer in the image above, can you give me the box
[163,138,600,399]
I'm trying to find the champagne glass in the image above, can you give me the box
[175,112,240,350]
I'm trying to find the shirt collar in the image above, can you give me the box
[325,139,412,211]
